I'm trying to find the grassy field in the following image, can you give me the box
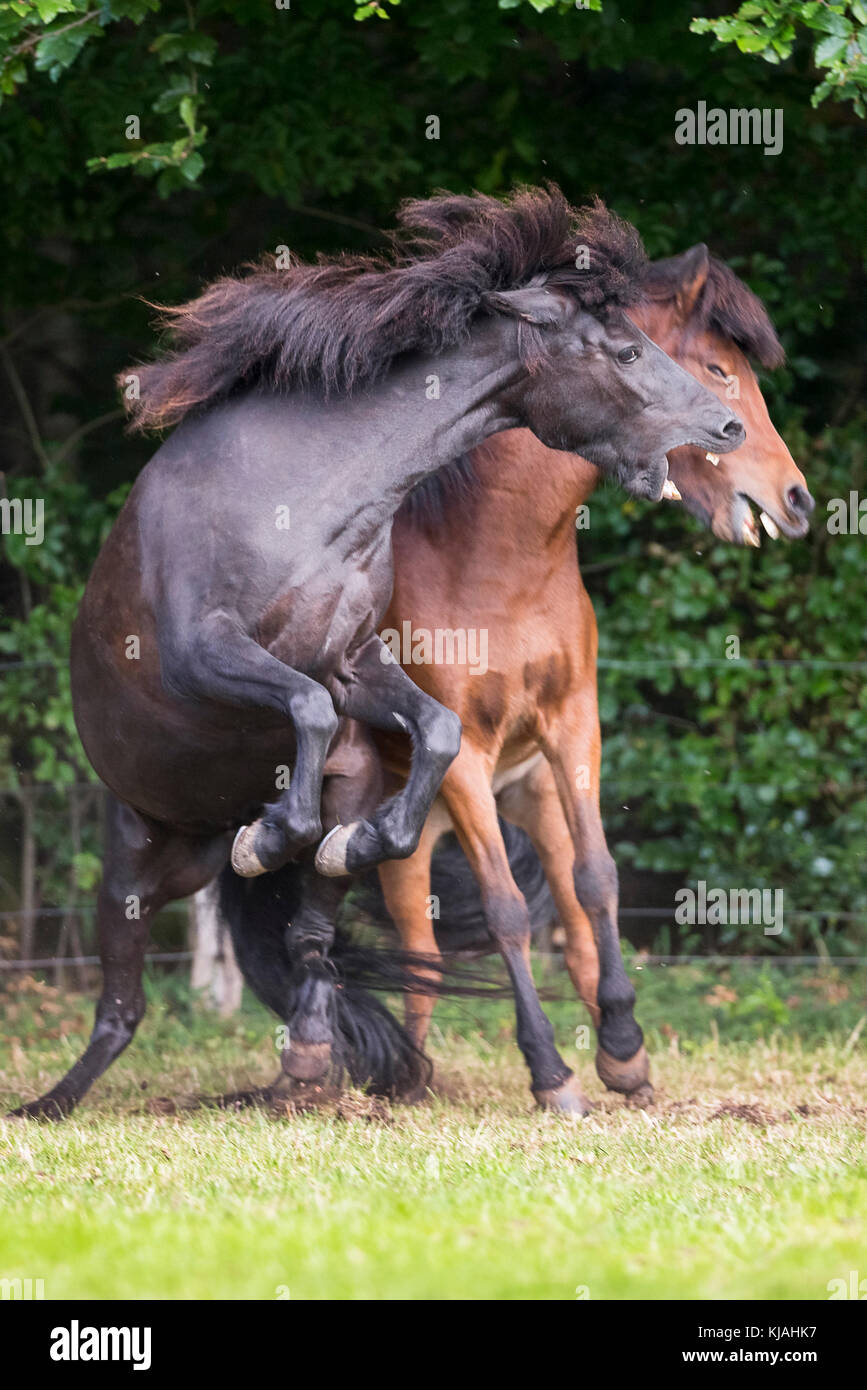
[1,955,866,1300]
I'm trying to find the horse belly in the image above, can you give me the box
[71,614,297,832]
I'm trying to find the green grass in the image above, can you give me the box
[1,959,866,1300]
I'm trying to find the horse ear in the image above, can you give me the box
[671,243,709,318]
[482,287,567,326]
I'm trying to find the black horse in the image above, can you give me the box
[10,188,743,1119]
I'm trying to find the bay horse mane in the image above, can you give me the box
[122,186,646,433]
[644,254,784,369]
[404,249,785,535]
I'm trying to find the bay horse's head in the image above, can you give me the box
[635,246,814,544]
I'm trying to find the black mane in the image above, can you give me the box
[123,186,647,432]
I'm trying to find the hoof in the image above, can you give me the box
[596,1044,650,1097]
[281,1040,332,1082]
[625,1082,655,1109]
[396,1078,432,1106]
[315,822,360,877]
[534,1075,593,1117]
[231,825,267,878]
[7,1095,70,1121]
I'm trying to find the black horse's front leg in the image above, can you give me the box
[315,634,461,875]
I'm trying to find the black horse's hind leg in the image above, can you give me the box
[316,634,461,875]
[162,612,339,877]
[280,874,346,1083]
[283,726,383,1080]
[8,797,230,1120]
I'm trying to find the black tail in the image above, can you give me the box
[356,820,556,953]
[218,861,511,1099]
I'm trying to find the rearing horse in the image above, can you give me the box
[220,246,812,1113]
[11,189,743,1119]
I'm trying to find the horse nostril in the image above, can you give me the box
[787,485,815,517]
[721,416,744,441]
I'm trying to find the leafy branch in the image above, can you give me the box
[0,0,212,188]
[691,1,867,113]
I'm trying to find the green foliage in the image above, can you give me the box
[0,0,210,188]
[586,414,867,954]
[691,2,867,112]
[0,0,862,200]
[354,0,401,19]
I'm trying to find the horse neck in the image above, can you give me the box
[469,429,600,551]
[363,337,528,516]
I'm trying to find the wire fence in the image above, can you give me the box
[3,655,867,674]
[2,951,867,973]
[0,952,193,972]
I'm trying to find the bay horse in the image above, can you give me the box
[221,244,813,1114]
[10,190,744,1120]
[370,243,814,1111]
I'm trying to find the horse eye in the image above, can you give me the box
[618,345,641,364]
[708,363,728,378]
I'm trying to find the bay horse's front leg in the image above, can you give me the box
[433,741,591,1113]
[315,634,461,875]
[164,612,339,877]
[497,758,602,1030]
[535,707,653,1106]
[8,797,230,1119]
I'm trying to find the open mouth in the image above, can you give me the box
[620,453,670,501]
[730,489,810,546]
[663,450,811,547]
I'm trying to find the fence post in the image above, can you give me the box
[189,879,243,1016]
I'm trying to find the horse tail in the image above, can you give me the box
[356,820,556,953]
[218,861,509,1099]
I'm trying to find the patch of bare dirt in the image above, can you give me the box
[710,1102,776,1127]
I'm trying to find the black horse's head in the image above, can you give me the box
[485,285,744,500]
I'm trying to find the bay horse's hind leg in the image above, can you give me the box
[161,611,339,877]
[8,796,230,1120]
[315,633,461,876]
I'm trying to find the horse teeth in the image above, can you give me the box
[742,514,761,547]
[759,511,780,540]
[706,452,720,466]
[662,480,682,501]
